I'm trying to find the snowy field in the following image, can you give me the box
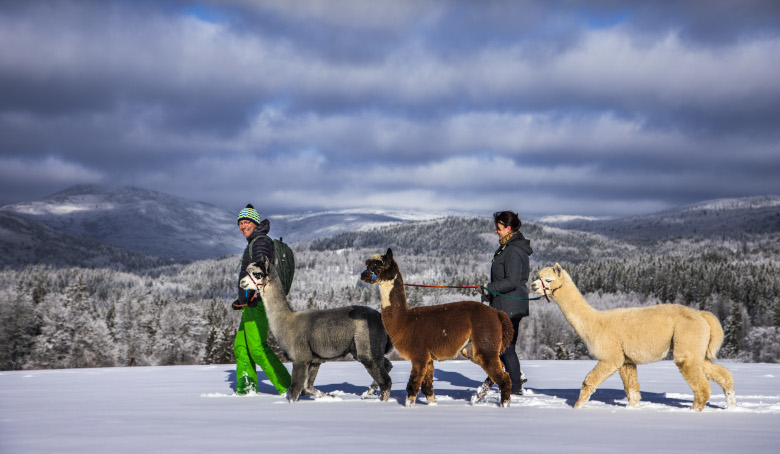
[1,360,779,454]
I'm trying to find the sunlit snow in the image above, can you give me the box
[1,360,778,454]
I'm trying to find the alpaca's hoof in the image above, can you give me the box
[306,388,326,398]
[362,381,379,399]
[627,390,641,408]
[426,395,437,405]
[690,401,706,411]
[574,400,587,409]
[379,389,391,402]
[405,397,416,407]
[287,389,302,402]
[501,400,510,408]
[472,381,491,404]
[726,391,737,408]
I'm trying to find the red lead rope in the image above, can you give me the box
[403,282,548,302]
[403,284,480,289]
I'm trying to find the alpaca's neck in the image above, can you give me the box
[552,281,600,339]
[258,275,294,322]
[379,271,408,312]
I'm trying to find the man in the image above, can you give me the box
[232,204,291,396]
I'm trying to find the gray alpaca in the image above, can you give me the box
[240,256,393,402]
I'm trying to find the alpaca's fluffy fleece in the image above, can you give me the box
[532,263,736,411]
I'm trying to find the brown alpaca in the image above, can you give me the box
[531,263,737,411]
[361,248,514,407]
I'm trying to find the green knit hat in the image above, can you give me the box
[237,204,262,225]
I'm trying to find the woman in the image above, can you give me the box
[482,211,533,395]
[232,204,291,396]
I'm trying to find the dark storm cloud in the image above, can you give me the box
[0,0,778,215]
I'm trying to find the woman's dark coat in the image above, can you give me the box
[483,232,533,318]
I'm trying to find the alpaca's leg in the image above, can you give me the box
[674,356,711,411]
[303,363,326,398]
[380,358,393,401]
[703,360,736,407]
[472,377,495,403]
[618,363,641,408]
[405,359,427,407]
[288,361,308,402]
[358,356,393,401]
[480,354,511,407]
[464,341,495,403]
[576,360,620,408]
[420,359,437,404]
[363,381,379,398]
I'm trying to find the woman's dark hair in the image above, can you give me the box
[493,211,522,231]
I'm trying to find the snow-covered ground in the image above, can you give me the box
[1,360,778,454]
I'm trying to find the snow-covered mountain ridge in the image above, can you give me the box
[0,185,242,261]
[0,185,458,264]
[1,185,778,266]
[540,194,780,242]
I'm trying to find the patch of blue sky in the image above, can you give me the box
[181,4,232,24]
[583,9,631,30]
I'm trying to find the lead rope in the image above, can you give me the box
[402,283,545,301]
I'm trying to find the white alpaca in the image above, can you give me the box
[531,263,736,411]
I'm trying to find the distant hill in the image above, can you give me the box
[0,211,168,270]
[0,185,445,265]
[1,185,245,261]
[2,185,778,268]
[309,216,637,265]
[537,195,780,243]
[268,209,446,244]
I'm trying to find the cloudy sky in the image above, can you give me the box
[1,0,779,217]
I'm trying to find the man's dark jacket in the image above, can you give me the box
[482,232,533,318]
[237,219,275,306]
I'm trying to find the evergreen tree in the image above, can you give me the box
[203,299,235,365]
[26,292,74,369]
[0,282,41,370]
[722,302,748,357]
[68,277,116,368]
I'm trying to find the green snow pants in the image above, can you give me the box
[233,303,291,395]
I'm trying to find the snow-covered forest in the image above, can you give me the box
[1,216,778,371]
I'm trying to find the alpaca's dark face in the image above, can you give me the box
[360,249,397,284]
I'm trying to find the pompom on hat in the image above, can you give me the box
[237,204,262,225]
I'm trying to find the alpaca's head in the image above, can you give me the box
[239,256,276,291]
[360,248,399,285]
[531,263,569,299]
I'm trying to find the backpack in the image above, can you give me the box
[248,235,295,295]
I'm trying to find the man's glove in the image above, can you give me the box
[480,283,490,295]
[231,299,246,310]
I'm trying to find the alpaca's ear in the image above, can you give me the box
[386,248,393,262]
[261,255,271,271]
[554,263,563,278]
